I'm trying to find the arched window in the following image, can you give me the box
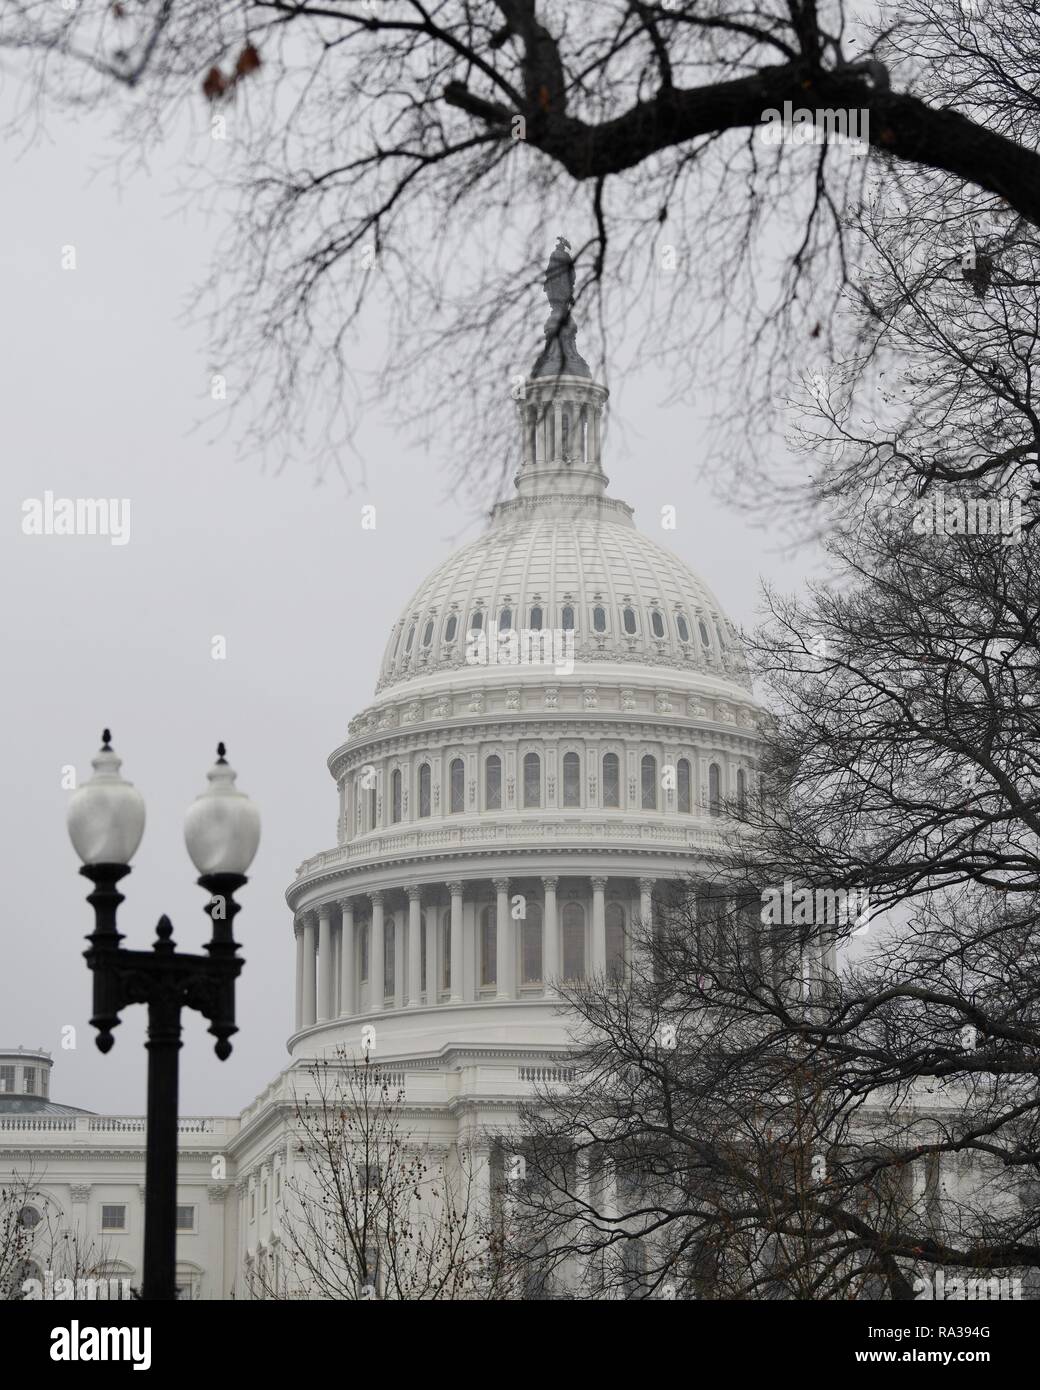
[737,768,747,817]
[470,609,483,633]
[530,606,543,631]
[606,903,626,984]
[641,754,658,810]
[623,607,637,635]
[367,784,377,831]
[440,911,452,992]
[392,624,404,659]
[562,751,581,807]
[677,758,692,814]
[485,754,502,810]
[384,920,396,999]
[523,752,541,807]
[561,605,575,631]
[651,609,665,638]
[449,758,465,813]
[698,619,711,647]
[18,1205,41,1231]
[593,606,607,633]
[709,762,722,817]
[562,903,585,981]
[418,764,431,818]
[422,620,434,648]
[676,615,690,643]
[359,920,369,982]
[561,408,570,459]
[602,752,621,808]
[405,624,415,654]
[499,608,513,633]
[522,902,543,985]
[391,768,402,824]
[480,905,497,988]
[445,613,458,643]
[579,404,589,462]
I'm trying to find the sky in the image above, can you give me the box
[0,86,823,1115]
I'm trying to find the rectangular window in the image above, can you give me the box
[40,1069,48,1097]
[176,1205,196,1233]
[0,1066,14,1093]
[101,1204,127,1232]
[23,1067,36,1094]
[262,1180,269,1213]
[384,924,395,998]
[275,1170,281,1203]
[249,1192,256,1223]
[360,921,369,982]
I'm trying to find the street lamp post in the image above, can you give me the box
[67,731,260,1302]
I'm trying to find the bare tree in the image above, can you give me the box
[3,1,1039,496]
[254,1050,504,1300]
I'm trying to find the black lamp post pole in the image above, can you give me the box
[81,862,246,1302]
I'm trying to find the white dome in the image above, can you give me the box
[377,501,750,695]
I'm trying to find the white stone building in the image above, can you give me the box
[1,241,764,1299]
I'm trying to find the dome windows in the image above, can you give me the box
[485,754,502,811]
[480,904,497,988]
[622,607,638,636]
[422,620,434,649]
[562,902,586,981]
[405,624,416,654]
[593,606,607,633]
[470,609,484,633]
[449,758,465,813]
[522,902,543,985]
[418,764,432,818]
[530,606,543,631]
[651,609,665,639]
[709,762,722,817]
[698,619,711,648]
[499,607,513,633]
[641,754,658,810]
[561,605,575,632]
[444,614,458,644]
[391,769,402,824]
[562,751,581,807]
[602,752,621,808]
[676,615,691,644]
[677,758,692,814]
[606,903,626,983]
[737,768,747,818]
[523,752,542,808]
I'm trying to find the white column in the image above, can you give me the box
[448,881,464,1002]
[425,904,438,1005]
[369,892,384,1013]
[591,877,607,976]
[407,887,423,1007]
[294,924,304,1032]
[394,912,405,1006]
[542,877,559,992]
[636,877,655,983]
[494,877,512,1001]
[317,903,334,1022]
[339,900,355,1017]
[302,913,317,1027]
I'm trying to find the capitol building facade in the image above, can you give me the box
[2,243,765,1299]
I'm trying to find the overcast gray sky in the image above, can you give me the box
[0,90,821,1115]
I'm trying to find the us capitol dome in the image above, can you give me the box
[284,238,764,1104]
